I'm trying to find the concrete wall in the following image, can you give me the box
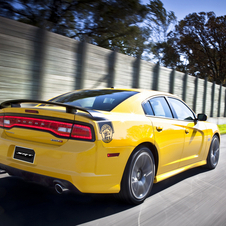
[0,16,226,121]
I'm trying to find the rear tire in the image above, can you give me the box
[206,135,220,169]
[117,146,155,205]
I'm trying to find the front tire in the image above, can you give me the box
[206,135,220,169]
[118,146,155,205]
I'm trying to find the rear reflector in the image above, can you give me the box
[107,153,120,157]
[0,115,93,140]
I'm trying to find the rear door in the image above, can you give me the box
[167,97,206,167]
[144,97,185,177]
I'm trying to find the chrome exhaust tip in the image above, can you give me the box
[0,169,6,174]
[54,183,69,194]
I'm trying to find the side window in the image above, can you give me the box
[150,97,173,118]
[168,97,195,121]
[143,101,154,116]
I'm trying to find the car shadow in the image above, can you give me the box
[150,166,208,196]
[0,167,209,226]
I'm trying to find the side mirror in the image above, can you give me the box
[197,113,207,121]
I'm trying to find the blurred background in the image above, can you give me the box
[0,2,226,226]
[0,0,225,119]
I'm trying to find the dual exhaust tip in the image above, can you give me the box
[54,182,69,194]
[0,169,71,194]
[0,169,6,174]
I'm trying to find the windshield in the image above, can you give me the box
[51,89,138,111]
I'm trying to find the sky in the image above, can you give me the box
[142,0,226,21]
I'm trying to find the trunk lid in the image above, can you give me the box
[0,106,96,145]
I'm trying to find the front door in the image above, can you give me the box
[167,97,206,167]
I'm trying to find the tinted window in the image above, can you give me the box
[168,97,195,120]
[51,90,138,111]
[143,101,154,116]
[150,97,173,118]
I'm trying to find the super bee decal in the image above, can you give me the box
[98,121,114,143]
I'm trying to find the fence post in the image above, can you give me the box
[152,62,160,91]
[183,72,188,102]
[169,69,175,94]
[107,49,117,88]
[218,84,222,117]
[132,56,141,88]
[30,28,48,100]
[75,41,87,90]
[203,77,208,114]
[193,75,199,113]
[210,81,215,117]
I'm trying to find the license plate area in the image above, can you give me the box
[13,146,35,163]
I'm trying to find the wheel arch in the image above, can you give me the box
[214,132,220,142]
[117,141,158,204]
[125,142,159,177]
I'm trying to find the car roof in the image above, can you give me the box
[104,88,177,99]
[107,88,178,114]
[50,88,179,115]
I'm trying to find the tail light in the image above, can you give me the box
[0,115,93,141]
[71,124,92,140]
[0,116,3,127]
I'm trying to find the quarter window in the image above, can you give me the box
[150,97,173,118]
[143,101,154,116]
[168,97,195,121]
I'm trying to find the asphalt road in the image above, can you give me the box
[0,135,226,226]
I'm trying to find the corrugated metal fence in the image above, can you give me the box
[0,16,226,120]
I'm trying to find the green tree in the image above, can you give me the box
[174,12,226,85]
[75,0,149,56]
[151,36,181,69]
[144,0,177,64]
[146,0,176,42]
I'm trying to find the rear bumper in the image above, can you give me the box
[0,135,126,194]
[0,163,81,193]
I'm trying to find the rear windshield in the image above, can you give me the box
[51,90,138,111]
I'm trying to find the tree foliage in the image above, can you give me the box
[151,36,181,69]
[146,0,176,42]
[174,12,226,85]
[76,0,149,57]
[144,0,177,64]
[148,9,226,85]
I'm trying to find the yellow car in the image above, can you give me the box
[0,88,220,204]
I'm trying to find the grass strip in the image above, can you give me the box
[218,124,226,135]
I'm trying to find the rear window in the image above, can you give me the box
[51,90,138,111]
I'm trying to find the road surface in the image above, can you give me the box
[0,135,226,226]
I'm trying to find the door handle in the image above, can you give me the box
[185,129,189,134]
[156,126,163,132]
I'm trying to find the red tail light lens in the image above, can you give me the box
[0,116,4,127]
[1,115,93,140]
[71,124,92,140]
[3,116,73,137]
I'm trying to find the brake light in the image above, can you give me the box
[25,110,39,114]
[3,116,73,137]
[71,124,92,140]
[1,115,94,140]
[0,116,4,127]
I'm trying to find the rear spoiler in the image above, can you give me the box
[0,99,103,118]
